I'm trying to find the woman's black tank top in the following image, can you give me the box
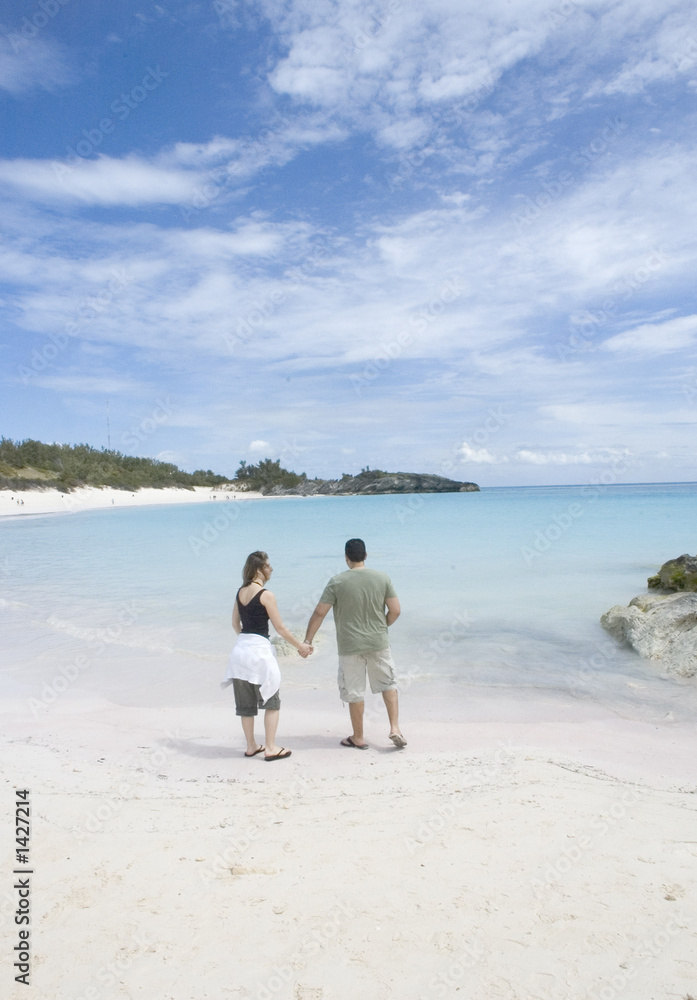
[237,589,270,638]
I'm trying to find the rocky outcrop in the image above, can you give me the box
[647,553,697,592]
[601,592,697,678]
[261,470,479,497]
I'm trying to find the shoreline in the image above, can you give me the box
[0,486,476,518]
[0,484,264,518]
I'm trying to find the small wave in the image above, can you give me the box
[45,615,175,655]
[44,615,224,661]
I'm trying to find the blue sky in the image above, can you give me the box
[1,0,696,486]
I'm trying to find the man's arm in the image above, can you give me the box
[305,602,332,644]
[385,596,401,626]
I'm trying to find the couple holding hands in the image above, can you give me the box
[222,538,406,760]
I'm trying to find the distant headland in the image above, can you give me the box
[244,468,479,496]
[0,440,478,496]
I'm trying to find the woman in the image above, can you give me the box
[222,551,312,760]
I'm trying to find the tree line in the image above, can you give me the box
[0,438,308,492]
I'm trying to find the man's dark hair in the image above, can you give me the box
[345,538,366,562]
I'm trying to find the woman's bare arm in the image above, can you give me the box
[232,601,241,634]
[261,591,312,656]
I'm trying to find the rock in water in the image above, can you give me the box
[601,593,697,678]
[647,553,697,592]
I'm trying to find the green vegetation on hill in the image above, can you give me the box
[0,439,475,495]
[234,458,307,491]
[0,438,229,492]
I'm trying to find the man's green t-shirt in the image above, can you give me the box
[320,568,397,656]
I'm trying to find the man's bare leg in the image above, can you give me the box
[241,715,261,755]
[348,700,367,746]
[382,688,404,740]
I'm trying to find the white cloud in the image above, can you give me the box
[457,443,503,464]
[588,6,697,96]
[602,314,697,356]
[249,440,271,452]
[261,0,691,143]
[29,374,141,394]
[0,155,200,206]
[514,448,632,466]
[0,35,74,94]
[0,115,349,209]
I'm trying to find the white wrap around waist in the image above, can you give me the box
[222,633,281,703]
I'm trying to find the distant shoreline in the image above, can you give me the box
[0,482,482,518]
[0,485,263,518]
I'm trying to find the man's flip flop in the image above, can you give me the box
[341,737,368,749]
[389,733,407,748]
[265,748,292,761]
[244,746,265,757]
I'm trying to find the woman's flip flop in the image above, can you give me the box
[341,736,368,749]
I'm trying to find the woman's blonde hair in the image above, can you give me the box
[242,550,268,586]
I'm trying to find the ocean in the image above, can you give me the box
[1,483,696,723]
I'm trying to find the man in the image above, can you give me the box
[304,538,407,750]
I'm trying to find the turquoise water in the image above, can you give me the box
[1,484,696,720]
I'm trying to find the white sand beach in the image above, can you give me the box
[0,485,263,518]
[2,684,697,1000]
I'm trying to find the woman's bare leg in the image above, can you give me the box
[263,709,280,755]
[241,715,261,754]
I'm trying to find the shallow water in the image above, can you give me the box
[1,483,695,722]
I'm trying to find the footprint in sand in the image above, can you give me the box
[228,865,277,876]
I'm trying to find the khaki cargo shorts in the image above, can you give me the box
[337,648,397,703]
